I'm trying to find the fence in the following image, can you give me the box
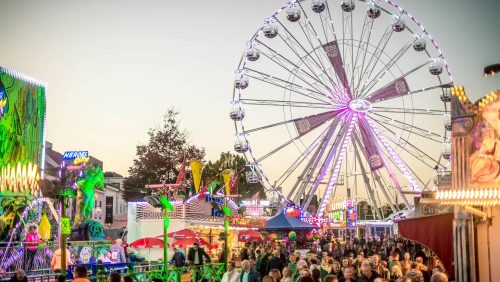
[0,241,225,282]
[0,241,114,275]
[0,263,224,282]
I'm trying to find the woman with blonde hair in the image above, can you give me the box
[391,264,404,279]
[281,267,293,282]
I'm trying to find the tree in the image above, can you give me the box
[203,152,264,202]
[123,109,205,201]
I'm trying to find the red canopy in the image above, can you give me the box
[129,237,164,248]
[238,230,262,243]
[172,238,209,248]
[166,229,210,239]
[397,213,454,280]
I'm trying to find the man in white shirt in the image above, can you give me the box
[222,261,240,282]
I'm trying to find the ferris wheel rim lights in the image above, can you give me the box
[232,0,451,216]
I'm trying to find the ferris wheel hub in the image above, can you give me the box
[349,99,372,113]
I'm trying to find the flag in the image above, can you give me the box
[230,176,238,195]
[190,160,203,193]
[222,169,235,195]
[208,180,219,194]
[251,191,260,205]
[176,157,186,184]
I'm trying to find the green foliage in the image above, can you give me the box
[203,152,264,201]
[124,109,205,201]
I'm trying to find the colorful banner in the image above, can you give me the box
[222,169,235,195]
[294,111,337,137]
[359,117,384,171]
[367,77,409,103]
[190,160,203,193]
[323,41,352,98]
[0,68,46,195]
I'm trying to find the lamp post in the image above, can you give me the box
[58,187,76,277]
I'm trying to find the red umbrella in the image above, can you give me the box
[238,230,263,243]
[166,229,209,239]
[129,237,164,248]
[172,238,209,248]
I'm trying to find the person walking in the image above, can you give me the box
[222,261,241,282]
[240,260,260,282]
[187,243,211,266]
[169,247,186,267]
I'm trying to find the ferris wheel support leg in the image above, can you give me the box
[289,120,340,209]
[352,135,384,220]
[372,171,398,215]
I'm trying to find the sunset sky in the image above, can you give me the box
[0,0,498,178]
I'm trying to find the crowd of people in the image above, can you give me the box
[3,232,451,282]
[220,235,449,282]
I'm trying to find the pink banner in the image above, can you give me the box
[323,41,352,98]
[294,111,337,137]
[359,118,384,171]
[367,77,409,103]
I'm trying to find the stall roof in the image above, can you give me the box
[265,213,316,230]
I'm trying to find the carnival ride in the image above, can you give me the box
[231,0,453,219]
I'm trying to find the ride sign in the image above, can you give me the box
[61,216,71,235]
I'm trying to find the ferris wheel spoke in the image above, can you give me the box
[258,49,328,96]
[356,26,393,93]
[357,40,416,98]
[274,32,334,90]
[243,110,332,134]
[369,83,451,104]
[275,124,332,189]
[240,99,332,109]
[352,135,384,219]
[274,18,338,89]
[370,170,399,214]
[351,14,370,94]
[288,119,342,205]
[296,1,346,90]
[244,68,332,104]
[315,116,357,215]
[369,117,444,169]
[364,60,430,103]
[379,142,431,191]
[255,40,333,94]
[254,116,339,164]
[297,21,345,93]
[369,112,446,143]
[354,130,412,210]
[370,106,447,115]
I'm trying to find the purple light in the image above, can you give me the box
[317,115,357,216]
[366,117,420,191]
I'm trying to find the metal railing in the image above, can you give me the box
[0,241,114,275]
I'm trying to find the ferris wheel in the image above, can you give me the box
[230,0,452,218]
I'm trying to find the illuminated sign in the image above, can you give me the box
[328,198,356,211]
[62,151,90,165]
[229,216,266,228]
[301,216,334,227]
[346,207,358,228]
[0,162,40,196]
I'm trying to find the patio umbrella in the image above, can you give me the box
[238,230,263,243]
[172,238,209,248]
[129,237,164,248]
[165,228,212,239]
